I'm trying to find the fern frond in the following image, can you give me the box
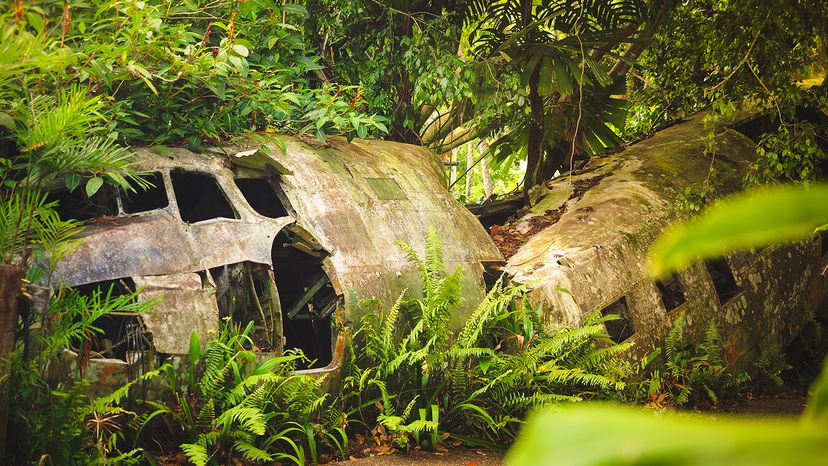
[234,440,275,463]
[181,443,210,466]
[88,364,168,412]
[398,240,428,288]
[424,227,447,292]
[216,406,267,436]
[665,311,687,364]
[200,343,232,399]
[196,399,216,433]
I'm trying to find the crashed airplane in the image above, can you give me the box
[494,112,828,367]
[44,137,501,391]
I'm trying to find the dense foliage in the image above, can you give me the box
[305,0,826,198]
[4,230,629,464]
[1,0,387,153]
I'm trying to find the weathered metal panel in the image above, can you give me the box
[135,273,219,354]
[50,207,293,288]
[253,137,502,326]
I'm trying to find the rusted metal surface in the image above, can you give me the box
[503,113,828,366]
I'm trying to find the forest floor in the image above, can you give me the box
[328,447,506,466]
[715,389,807,417]
[327,389,808,466]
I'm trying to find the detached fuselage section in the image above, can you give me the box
[45,136,502,393]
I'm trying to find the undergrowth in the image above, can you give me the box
[344,228,630,449]
[10,229,632,464]
[137,322,343,466]
[637,310,750,408]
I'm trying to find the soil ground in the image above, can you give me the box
[329,448,506,466]
[714,390,807,417]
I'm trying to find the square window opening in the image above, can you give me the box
[234,177,289,218]
[704,258,740,304]
[170,170,237,223]
[656,273,686,312]
[46,183,118,222]
[600,296,634,343]
[71,278,150,360]
[121,171,169,214]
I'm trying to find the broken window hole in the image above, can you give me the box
[705,257,740,304]
[170,170,237,223]
[209,262,282,352]
[71,278,150,361]
[656,273,686,312]
[481,262,507,291]
[272,230,337,368]
[234,177,289,218]
[600,296,634,343]
[121,171,169,214]
[46,183,118,222]
[87,314,149,361]
[733,114,776,143]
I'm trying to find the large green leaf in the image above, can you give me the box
[803,357,828,427]
[507,404,828,466]
[647,184,828,278]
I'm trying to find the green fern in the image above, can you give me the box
[181,443,210,466]
[347,229,629,445]
[645,310,749,407]
[234,440,275,463]
[216,406,267,436]
[755,343,791,387]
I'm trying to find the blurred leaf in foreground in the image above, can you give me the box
[507,403,828,466]
[648,184,828,278]
[804,357,828,427]
[509,356,828,466]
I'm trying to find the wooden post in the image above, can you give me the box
[0,264,24,458]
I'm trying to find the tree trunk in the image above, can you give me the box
[465,143,474,199]
[480,140,492,198]
[521,0,545,197]
[524,67,545,196]
[389,13,421,144]
[0,264,24,458]
[450,147,459,186]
